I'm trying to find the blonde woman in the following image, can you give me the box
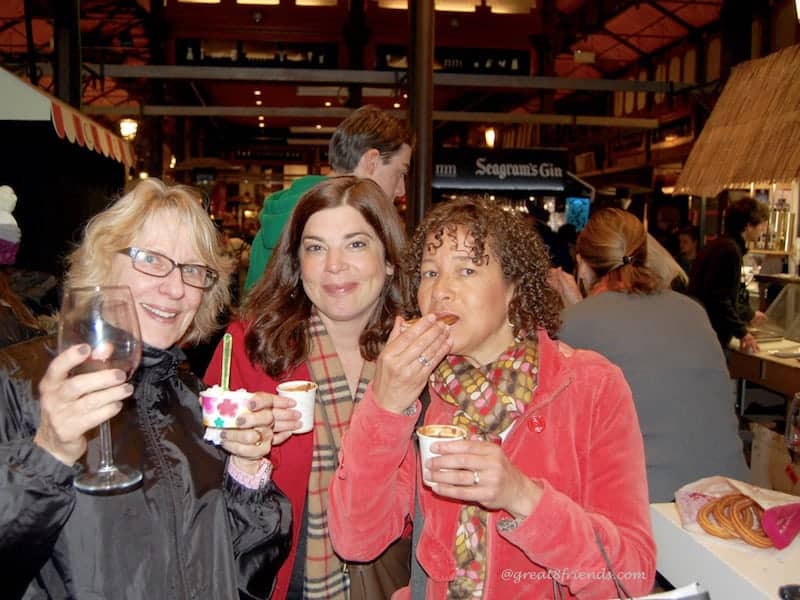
[0,178,290,599]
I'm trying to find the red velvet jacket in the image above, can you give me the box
[205,320,313,600]
[328,330,656,599]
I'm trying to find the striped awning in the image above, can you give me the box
[1,66,135,169]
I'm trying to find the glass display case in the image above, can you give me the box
[753,280,800,344]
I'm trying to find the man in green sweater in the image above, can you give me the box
[244,106,413,290]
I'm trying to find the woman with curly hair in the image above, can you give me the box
[328,197,655,599]
[205,176,411,600]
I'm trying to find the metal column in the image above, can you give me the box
[407,0,434,232]
[53,0,81,107]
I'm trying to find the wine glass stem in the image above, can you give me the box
[98,420,116,473]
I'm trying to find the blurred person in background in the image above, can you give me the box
[677,225,699,275]
[688,196,769,354]
[557,208,749,502]
[244,106,412,291]
[0,185,45,347]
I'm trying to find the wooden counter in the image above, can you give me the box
[729,338,800,415]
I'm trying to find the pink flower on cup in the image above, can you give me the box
[218,398,239,417]
[201,395,215,413]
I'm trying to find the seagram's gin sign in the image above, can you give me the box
[474,158,563,180]
[433,148,568,191]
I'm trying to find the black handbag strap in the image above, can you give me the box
[409,388,431,600]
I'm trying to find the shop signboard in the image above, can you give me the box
[433,148,568,191]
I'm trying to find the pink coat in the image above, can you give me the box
[328,330,656,599]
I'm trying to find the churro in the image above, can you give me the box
[404,314,459,326]
[696,493,773,548]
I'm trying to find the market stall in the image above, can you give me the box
[0,66,135,277]
[675,43,800,275]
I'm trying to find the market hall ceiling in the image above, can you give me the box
[0,0,723,144]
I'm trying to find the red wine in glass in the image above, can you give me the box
[58,286,142,494]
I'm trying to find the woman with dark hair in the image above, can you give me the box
[205,176,413,600]
[328,198,655,599]
[558,208,748,502]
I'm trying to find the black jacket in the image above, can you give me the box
[688,234,755,348]
[0,336,291,600]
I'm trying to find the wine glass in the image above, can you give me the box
[58,285,143,494]
[787,393,800,464]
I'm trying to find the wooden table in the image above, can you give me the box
[728,339,800,416]
[651,503,800,599]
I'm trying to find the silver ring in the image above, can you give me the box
[472,470,480,485]
[417,354,430,367]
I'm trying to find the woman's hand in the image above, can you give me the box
[372,315,453,414]
[426,439,543,520]
[547,267,582,307]
[34,344,134,466]
[222,392,275,475]
[270,394,302,446]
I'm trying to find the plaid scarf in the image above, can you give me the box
[304,312,375,600]
[429,341,539,600]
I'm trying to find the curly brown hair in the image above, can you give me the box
[402,197,560,339]
[242,176,408,377]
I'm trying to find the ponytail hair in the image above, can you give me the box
[577,208,659,295]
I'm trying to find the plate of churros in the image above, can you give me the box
[675,476,800,551]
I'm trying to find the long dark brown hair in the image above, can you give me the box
[242,176,407,377]
[0,269,39,329]
[402,197,560,340]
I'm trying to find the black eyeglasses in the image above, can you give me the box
[118,247,219,290]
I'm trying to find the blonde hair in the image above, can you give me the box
[646,233,688,290]
[65,178,232,344]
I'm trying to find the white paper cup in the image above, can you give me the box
[417,424,467,486]
[277,380,318,434]
[200,386,253,429]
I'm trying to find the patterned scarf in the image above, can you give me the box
[304,311,375,599]
[429,341,539,600]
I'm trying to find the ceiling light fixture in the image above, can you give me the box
[255,100,262,106]
[254,90,262,96]
[119,118,138,140]
[393,102,401,108]
[485,127,496,148]
[259,122,265,128]
[315,124,322,129]
[258,115,264,121]
[324,101,332,107]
